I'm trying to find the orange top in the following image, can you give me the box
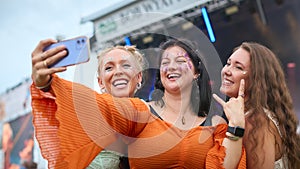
[31,75,246,169]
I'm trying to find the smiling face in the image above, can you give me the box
[98,48,142,97]
[160,46,197,93]
[220,47,250,98]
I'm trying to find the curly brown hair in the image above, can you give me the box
[238,42,300,169]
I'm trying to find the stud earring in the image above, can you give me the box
[194,74,200,81]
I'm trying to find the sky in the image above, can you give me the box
[0,0,122,94]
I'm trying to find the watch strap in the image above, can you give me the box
[227,126,245,137]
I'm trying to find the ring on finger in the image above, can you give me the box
[43,60,48,68]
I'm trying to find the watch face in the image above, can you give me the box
[235,127,244,137]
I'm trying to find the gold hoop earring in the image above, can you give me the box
[136,82,142,90]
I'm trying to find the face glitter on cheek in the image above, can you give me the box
[182,53,193,69]
[161,65,168,73]
[177,65,182,71]
[178,64,190,72]
[187,61,193,70]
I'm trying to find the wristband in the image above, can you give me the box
[225,132,240,141]
[36,76,53,92]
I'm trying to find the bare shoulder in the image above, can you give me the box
[211,115,227,126]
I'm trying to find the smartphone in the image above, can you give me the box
[44,36,90,68]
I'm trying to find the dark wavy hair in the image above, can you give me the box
[240,42,300,168]
[150,39,212,117]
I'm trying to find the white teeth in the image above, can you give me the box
[223,79,233,85]
[113,79,128,86]
[167,73,180,79]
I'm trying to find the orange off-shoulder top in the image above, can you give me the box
[31,75,246,169]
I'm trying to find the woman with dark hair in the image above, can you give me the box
[214,42,300,169]
[150,39,211,119]
[30,38,246,168]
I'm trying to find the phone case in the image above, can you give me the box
[44,36,90,68]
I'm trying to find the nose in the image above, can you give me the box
[114,65,124,76]
[167,60,178,71]
[222,65,232,75]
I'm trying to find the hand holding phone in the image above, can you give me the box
[44,36,90,68]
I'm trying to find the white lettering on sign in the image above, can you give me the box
[94,0,211,43]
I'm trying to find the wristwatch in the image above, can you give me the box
[227,126,245,137]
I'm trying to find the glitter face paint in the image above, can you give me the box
[160,52,193,73]
[183,53,193,70]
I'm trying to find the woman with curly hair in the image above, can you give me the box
[214,41,300,168]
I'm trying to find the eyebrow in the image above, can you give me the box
[228,58,246,66]
[103,57,131,65]
[162,55,188,60]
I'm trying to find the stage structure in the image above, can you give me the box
[79,0,245,100]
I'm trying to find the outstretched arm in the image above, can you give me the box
[31,75,150,168]
[31,39,150,169]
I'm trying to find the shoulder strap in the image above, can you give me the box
[264,109,282,138]
[149,105,208,126]
[149,105,163,120]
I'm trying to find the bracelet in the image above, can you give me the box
[36,76,53,92]
[225,132,240,141]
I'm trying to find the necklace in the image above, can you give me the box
[160,104,186,125]
[181,116,186,125]
[162,103,189,125]
[162,97,192,125]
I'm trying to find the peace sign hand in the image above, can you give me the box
[213,79,245,127]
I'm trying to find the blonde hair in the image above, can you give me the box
[97,45,145,77]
